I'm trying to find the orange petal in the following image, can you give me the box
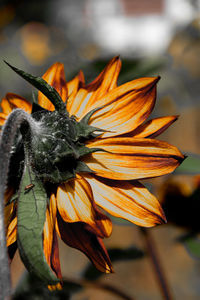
[56,216,113,273]
[57,177,96,225]
[4,187,15,230]
[5,93,32,113]
[84,137,184,180]
[0,113,7,126]
[50,230,62,280]
[68,57,121,118]
[7,216,17,247]
[43,208,53,265]
[38,62,67,111]
[86,175,165,227]
[67,71,85,113]
[129,115,178,138]
[87,77,159,138]
[4,203,14,230]
[56,176,112,237]
[0,97,13,114]
[43,199,62,287]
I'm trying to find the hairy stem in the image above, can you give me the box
[0,109,39,299]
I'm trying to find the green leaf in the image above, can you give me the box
[175,154,200,174]
[83,246,144,280]
[17,158,59,284]
[4,61,66,114]
[184,236,200,259]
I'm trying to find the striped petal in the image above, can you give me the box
[5,93,32,113]
[86,175,165,227]
[0,97,13,114]
[56,176,112,238]
[0,93,32,126]
[43,195,62,286]
[7,216,17,247]
[0,113,7,125]
[85,138,184,180]
[68,56,121,118]
[129,115,178,138]
[67,71,85,113]
[43,208,53,266]
[87,77,159,138]
[56,215,113,273]
[38,62,67,111]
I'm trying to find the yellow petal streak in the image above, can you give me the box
[85,138,184,180]
[67,57,121,118]
[132,115,178,138]
[7,216,17,247]
[57,177,96,225]
[87,77,159,137]
[0,93,32,126]
[57,176,112,237]
[86,176,165,227]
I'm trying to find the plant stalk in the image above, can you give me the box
[140,228,173,300]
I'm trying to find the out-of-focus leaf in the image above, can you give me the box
[175,154,200,174]
[13,272,83,299]
[183,236,200,259]
[110,215,132,226]
[13,272,71,300]
[83,246,144,280]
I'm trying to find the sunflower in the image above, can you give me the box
[0,57,184,288]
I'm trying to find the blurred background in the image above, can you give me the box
[1,0,200,299]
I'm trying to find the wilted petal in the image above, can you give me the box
[68,57,121,118]
[130,115,178,138]
[38,62,67,111]
[56,215,113,273]
[56,176,112,237]
[86,175,165,227]
[85,137,184,180]
[7,216,17,247]
[50,231,62,280]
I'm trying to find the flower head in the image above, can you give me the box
[1,57,184,287]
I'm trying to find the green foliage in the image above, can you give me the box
[13,273,72,300]
[17,157,59,284]
[183,236,200,260]
[175,154,200,174]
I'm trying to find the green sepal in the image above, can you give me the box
[75,161,94,173]
[17,157,59,284]
[38,167,76,183]
[75,122,104,141]
[4,61,67,114]
[80,106,104,125]
[77,145,104,158]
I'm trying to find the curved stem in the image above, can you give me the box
[0,109,39,299]
[140,228,173,300]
